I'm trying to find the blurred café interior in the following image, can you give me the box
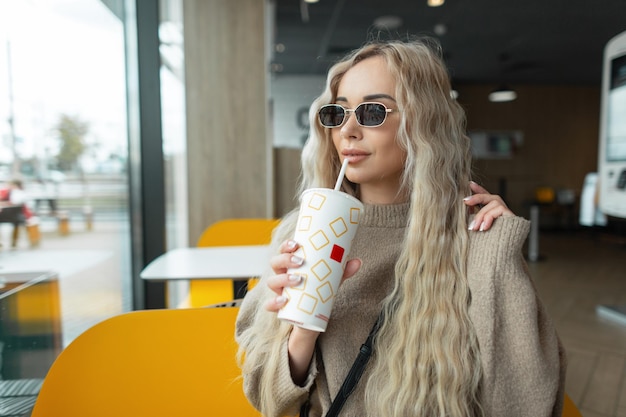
[0,0,625,416]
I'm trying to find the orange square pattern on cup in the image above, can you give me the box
[278,188,363,332]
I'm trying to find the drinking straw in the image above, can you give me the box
[334,158,349,191]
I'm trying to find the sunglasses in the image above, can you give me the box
[318,102,398,128]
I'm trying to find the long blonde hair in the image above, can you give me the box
[238,38,482,417]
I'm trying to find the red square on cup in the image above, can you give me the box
[330,244,345,263]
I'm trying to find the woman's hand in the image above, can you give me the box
[464,181,515,231]
[264,239,306,312]
[264,239,361,386]
[264,239,361,312]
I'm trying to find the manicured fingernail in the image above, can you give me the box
[287,240,297,249]
[468,220,475,230]
[463,196,471,201]
[276,295,287,305]
[291,255,304,265]
[288,274,302,283]
[479,221,486,231]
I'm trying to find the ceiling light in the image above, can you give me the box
[427,0,445,7]
[373,15,403,30]
[488,85,517,102]
[304,0,319,3]
[433,23,447,36]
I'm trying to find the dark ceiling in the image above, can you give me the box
[272,0,626,85]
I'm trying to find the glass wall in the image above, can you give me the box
[0,0,132,384]
[0,4,190,414]
[159,0,189,307]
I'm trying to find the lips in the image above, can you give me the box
[342,149,369,163]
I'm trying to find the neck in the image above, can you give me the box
[359,184,409,205]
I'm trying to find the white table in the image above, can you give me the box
[141,245,271,307]
[140,245,271,281]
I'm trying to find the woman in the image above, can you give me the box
[236,38,565,417]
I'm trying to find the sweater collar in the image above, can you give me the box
[360,202,410,228]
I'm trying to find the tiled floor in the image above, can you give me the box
[1,219,625,416]
[529,230,626,417]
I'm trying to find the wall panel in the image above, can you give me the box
[183,0,270,245]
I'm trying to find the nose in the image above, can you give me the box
[339,110,362,140]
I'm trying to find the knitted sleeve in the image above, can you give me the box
[468,216,566,417]
[235,213,318,417]
[236,281,318,416]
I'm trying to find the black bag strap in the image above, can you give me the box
[325,312,384,416]
[299,312,384,417]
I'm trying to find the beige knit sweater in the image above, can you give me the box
[236,203,566,417]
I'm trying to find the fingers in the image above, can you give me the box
[265,240,362,312]
[465,181,515,231]
[264,294,288,312]
[265,239,305,312]
[463,182,488,210]
[265,273,304,312]
[469,180,489,195]
[468,199,515,231]
[465,192,509,210]
[269,239,303,274]
[265,258,361,312]
[268,239,305,293]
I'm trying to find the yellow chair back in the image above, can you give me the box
[31,306,260,417]
[197,218,280,247]
[189,218,279,307]
[29,301,582,417]
[562,393,583,417]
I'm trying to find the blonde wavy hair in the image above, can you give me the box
[237,38,483,417]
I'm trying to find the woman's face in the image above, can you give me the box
[331,56,407,204]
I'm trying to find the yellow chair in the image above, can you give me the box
[31,305,260,417]
[562,393,583,417]
[30,302,582,417]
[189,218,280,307]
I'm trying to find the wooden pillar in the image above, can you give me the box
[183,0,272,245]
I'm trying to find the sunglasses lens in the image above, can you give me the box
[319,105,345,127]
[356,103,387,126]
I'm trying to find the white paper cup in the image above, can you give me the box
[277,188,363,332]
